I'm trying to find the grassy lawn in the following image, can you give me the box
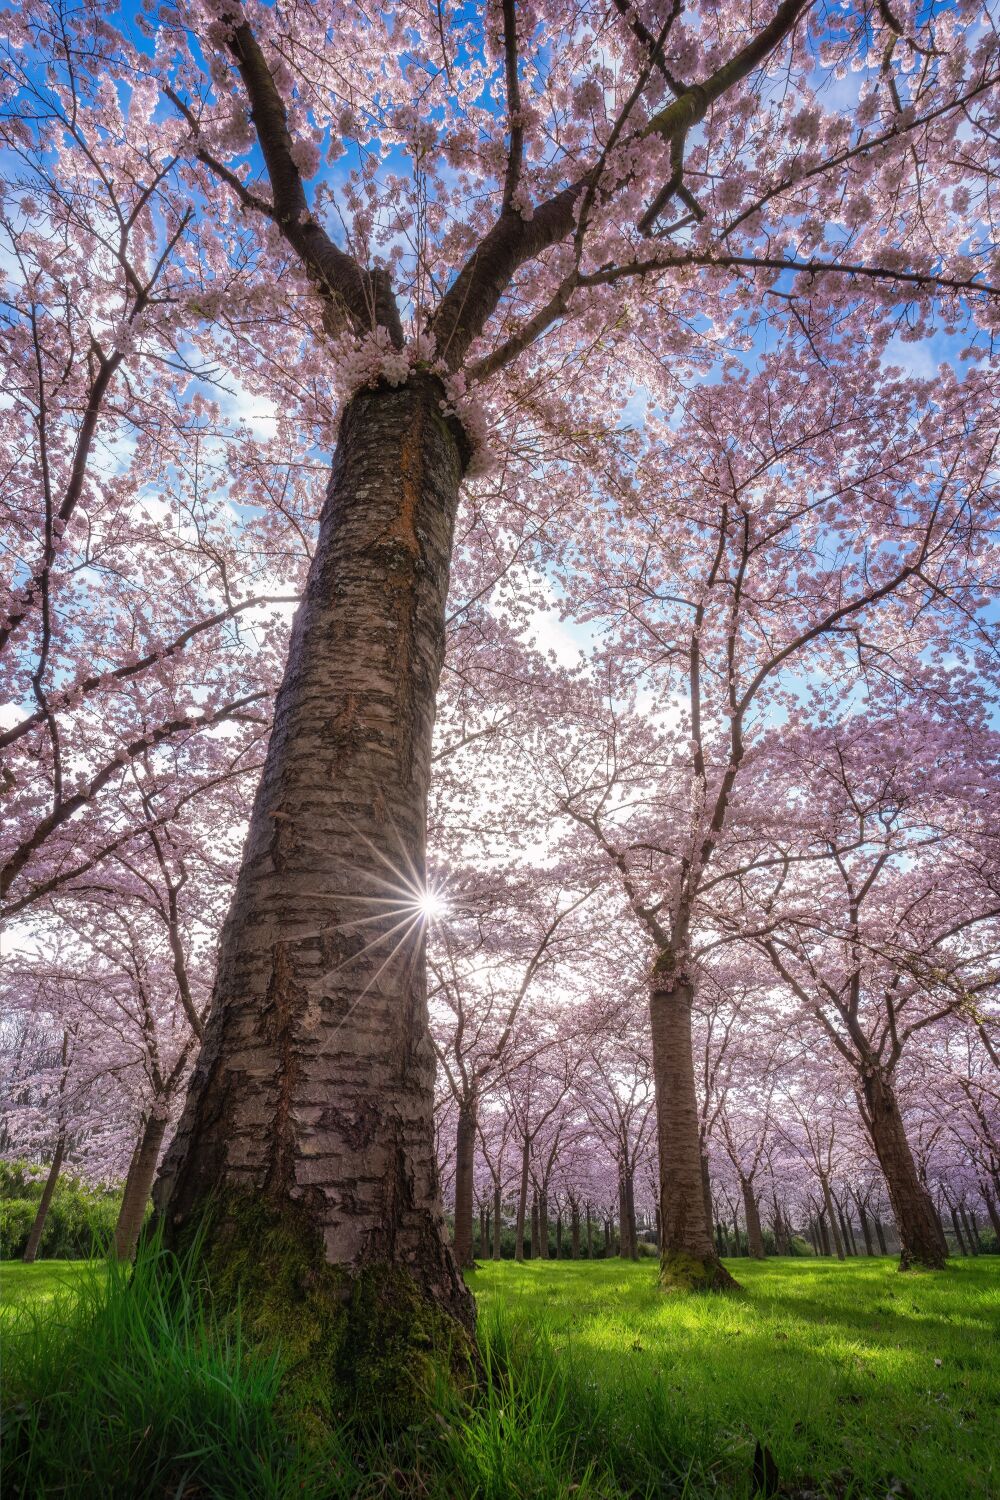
[470,1256,1000,1500]
[2,1253,997,1498]
[0,1258,97,1313]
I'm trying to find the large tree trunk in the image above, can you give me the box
[452,1100,477,1269]
[861,1071,947,1270]
[113,1111,168,1261]
[22,1133,66,1264]
[649,965,736,1289]
[153,377,474,1412]
[741,1176,765,1259]
[515,1137,530,1262]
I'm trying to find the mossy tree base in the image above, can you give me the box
[179,1195,476,1436]
[658,1249,740,1293]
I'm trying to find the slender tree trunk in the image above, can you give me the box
[960,1203,980,1254]
[874,1215,888,1254]
[493,1184,502,1260]
[530,1194,540,1258]
[817,1210,832,1257]
[22,1134,66,1264]
[732,1213,742,1255]
[947,1201,967,1255]
[715,1221,726,1255]
[452,1100,477,1269]
[483,1207,491,1259]
[984,1195,1000,1241]
[861,1071,947,1270]
[153,378,475,1401]
[515,1136,530,1262]
[625,1170,639,1261]
[837,1204,856,1256]
[556,1212,563,1258]
[604,1217,612,1257]
[854,1193,874,1256]
[821,1181,845,1260]
[700,1149,714,1240]
[571,1204,580,1259]
[478,1204,487,1261]
[113,1111,168,1261]
[539,1187,549,1259]
[741,1176,765,1259]
[586,1203,593,1259]
[649,965,736,1289]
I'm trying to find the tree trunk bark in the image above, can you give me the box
[861,1071,947,1270]
[571,1204,580,1259]
[854,1193,874,1256]
[493,1184,502,1260]
[483,1207,490,1259]
[604,1217,612,1257]
[153,377,475,1405]
[22,1134,66,1264]
[984,1195,1000,1241]
[539,1188,549,1259]
[625,1170,639,1261]
[515,1136,530,1262]
[556,1212,563,1258]
[741,1176,765,1259]
[649,966,736,1289]
[837,1204,856,1256]
[530,1193,540,1258]
[874,1215,888,1254]
[452,1101,477,1269]
[817,1210,832,1257]
[700,1150,714,1241]
[947,1202,967,1255]
[586,1203,593,1259]
[114,1111,168,1261]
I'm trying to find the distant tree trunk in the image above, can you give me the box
[771,1200,789,1256]
[821,1181,845,1260]
[571,1204,580,1259]
[556,1211,563,1258]
[853,1193,874,1256]
[539,1187,549,1259]
[873,1215,888,1254]
[625,1171,639,1261]
[586,1203,593,1259]
[478,1204,487,1260]
[530,1194,540,1258]
[960,1204,980,1254]
[817,1210,832,1257]
[483,1207,491,1258]
[861,1071,946,1270]
[837,1204,856,1256]
[515,1136,530,1262]
[22,1133,66,1264]
[715,1221,726,1255]
[984,1195,1000,1241]
[493,1184,502,1260]
[113,1111,168,1260]
[732,1212,741,1255]
[153,377,475,1380]
[452,1101,477,1268]
[947,1200,967,1255]
[741,1176,765,1259]
[604,1217,612,1257]
[649,963,736,1289]
[700,1150,714,1240]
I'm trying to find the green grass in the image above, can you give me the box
[471,1256,1000,1499]
[1,1251,997,1498]
[0,1257,96,1312]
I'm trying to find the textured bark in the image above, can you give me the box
[453,1102,477,1268]
[700,1151,714,1240]
[530,1194,540,1258]
[854,1194,874,1256]
[625,1171,639,1260]
[154,376,473,1343]
[604,1217,613,1256]
[585,1203,593,1259]
[874,1215,888,1254]
[493,1185,502,1260]
[482,1207,490,1258]
[862,1072,946,1270]
[556,1211,563,1258]
[571,1204,580,1258]
[649,968,736,1289]
[113,1112,168,1260]
[960,1204,980,1253]
[817,1210,832,1257]
[741,1177,765,1259]
[838,1204,856,1256]
[947,1202,967,1255]
[22,1134,65,1264]
[539,1188,549,1259]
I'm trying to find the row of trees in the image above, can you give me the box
[2,0,999,1400]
